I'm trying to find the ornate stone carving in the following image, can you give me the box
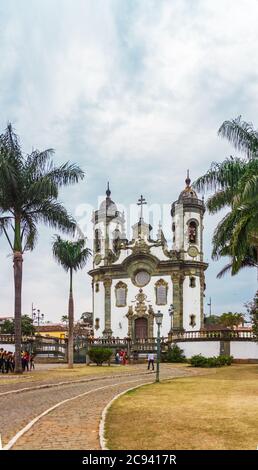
[126,289,154,339]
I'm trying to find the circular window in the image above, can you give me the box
[134,271,151,287]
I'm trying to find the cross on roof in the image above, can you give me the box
[137,195,147,221]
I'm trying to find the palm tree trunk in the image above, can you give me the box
[13,251,23,373]
[68,268,74,368]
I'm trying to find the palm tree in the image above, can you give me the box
[0,123,84,373]
[194,117,258,278]
[52,236,91,368]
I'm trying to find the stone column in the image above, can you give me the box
[103,277,113,337]
[200,272,205,328]
[171,272,184,332]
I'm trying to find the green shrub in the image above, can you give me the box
[190,354,233,368]
[190,354,208,367]
[163,344,186,363]
[216,355,233,366]
[88,347,113,366]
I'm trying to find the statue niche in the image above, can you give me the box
[188,221,197,244]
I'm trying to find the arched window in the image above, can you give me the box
[115,281,127,307]
[188,220,198,244]
[172,222,176,243]
[189,277,196,288]
[155,279,168,305]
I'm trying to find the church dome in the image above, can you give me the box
[178,171,198,202]
[99,198,117,214]
[98,183,118,217]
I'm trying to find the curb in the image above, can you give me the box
[2,376,149,450]
[99,380,156,450]
[0,370,153,397]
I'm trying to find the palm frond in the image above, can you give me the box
[218,116,258,158]
[52,235,91,272]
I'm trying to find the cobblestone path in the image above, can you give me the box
[0,365,197,450]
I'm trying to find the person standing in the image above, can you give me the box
[147,352,155,371]
[30,353,35,370]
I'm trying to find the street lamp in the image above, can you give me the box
[154,310,163,383]
[33,309,44,326]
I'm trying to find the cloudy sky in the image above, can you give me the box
[0,0,257,323]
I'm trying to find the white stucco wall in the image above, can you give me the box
[183,276,201,331]
[173,204,184,251]
[0,344,15,352]
[150,245,170,261]
[178,341,220,358]
[175,340,258,360]
[230,341,258,359]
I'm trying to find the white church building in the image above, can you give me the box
[89,174,207,341]
[88,176,258,361]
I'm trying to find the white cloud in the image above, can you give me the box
[0,0,257,320]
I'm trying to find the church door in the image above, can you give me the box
[135,317,148,340]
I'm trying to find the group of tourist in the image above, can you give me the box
[115,349,128,365]
[0,348,35,373]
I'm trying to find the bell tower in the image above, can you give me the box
[171,170,205,262]
[171,171,207,331]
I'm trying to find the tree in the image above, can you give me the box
[0,123,84,373]
[52,236,91,368]
[61,315,69,326]
[1,319,14,334]
[80,311,93,325]
[245,292,258,341]
[1,315,35,335]
[218,312,244,328]
[204,315,221,326]
[194,117,258,278]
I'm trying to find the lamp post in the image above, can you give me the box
[33,309,44,326]
[155,310,163,383]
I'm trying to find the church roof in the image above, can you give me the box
[178,170,198,201]
[98,183,118,217]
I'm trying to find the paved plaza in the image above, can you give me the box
[0,364,197,450]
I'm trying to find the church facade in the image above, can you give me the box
[88,175,208,341]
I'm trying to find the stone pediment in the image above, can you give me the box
[121,251,159,276]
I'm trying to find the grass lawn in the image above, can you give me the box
[0,363,138,386]
[105,364,258,450]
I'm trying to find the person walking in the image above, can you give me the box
[115,351,120,365]
[147,352,155,371]
[29,353,35,370]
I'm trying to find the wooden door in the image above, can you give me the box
[135,317,148,339]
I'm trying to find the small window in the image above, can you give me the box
[94,229,101,252]
[95,282,99,293]
[189,277,196,288]
[155,279,168,305]
[95,318,100,330]
[190,314,196,327]
[115,281,127,307]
